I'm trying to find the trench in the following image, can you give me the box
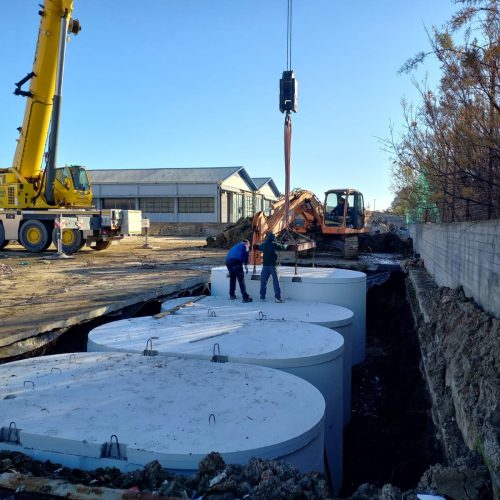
[341,271,444,496]
[2,271,444,497]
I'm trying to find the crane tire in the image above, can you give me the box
[51,227,83,255]
[19,220,50,253]
[0,223,9,250]
[91,240,112,251]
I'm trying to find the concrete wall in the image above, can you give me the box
[410,220,500,318]
[151,222,226,237]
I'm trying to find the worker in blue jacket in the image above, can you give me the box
[225,239,253,302]
[258,232,288,303]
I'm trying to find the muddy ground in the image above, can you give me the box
[0,236,225,360]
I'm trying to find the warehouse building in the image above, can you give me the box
[89,167,280,236]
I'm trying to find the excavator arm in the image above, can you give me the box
[250,189,322,264]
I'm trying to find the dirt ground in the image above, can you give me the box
[0,236,226,360]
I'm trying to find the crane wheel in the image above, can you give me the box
[91,240,112,251]
[19,220,50,253]
[51,228,83,254]
[0,223,9,250]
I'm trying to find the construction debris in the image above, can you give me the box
[0,451,333,499]
[206,217,253,249]
[0,264,14,276]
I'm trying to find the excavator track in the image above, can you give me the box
[343,236,359,260]
[302,231,359,260]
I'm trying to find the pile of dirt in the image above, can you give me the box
[206,217,253,249]
[207,218,414,257]
[407,268,499,498]
[359,232,413,255]
[0,449,492,499]
[0,451,332,499]
[418,461,492,499]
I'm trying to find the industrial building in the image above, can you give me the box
[89,167,280,235]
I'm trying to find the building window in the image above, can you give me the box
[255,197,263,212]
[102,198,136,210]
[243,195,254,217]
[139,197,175,213]
[178,197,215,213]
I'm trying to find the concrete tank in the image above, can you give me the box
[210,265,367,365]
[88,315,344,491]
[161,295,354,425]
[0,353,325,475]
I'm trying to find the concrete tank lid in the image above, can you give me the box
[161,296,354,327]
[0,353,325,467]
[212,265,366,283]
[88,315,343,367]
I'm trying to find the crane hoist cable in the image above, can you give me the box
[277,0,316,272]
[286,0,293,72]
[279,0,297,229]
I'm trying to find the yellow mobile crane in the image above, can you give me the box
[0,0,141,253]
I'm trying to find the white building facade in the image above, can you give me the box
[89,168,280,231]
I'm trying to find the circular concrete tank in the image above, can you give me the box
[88,315,344,491]
[161,295,354,425]
[0,353,325,475]
[210,265,367,365]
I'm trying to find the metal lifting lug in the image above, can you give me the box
[101,434,126,460]
[143,338,159,356]
[212,343,228,363]
[0,422,20,444]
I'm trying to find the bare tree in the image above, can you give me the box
[386,0,500,222]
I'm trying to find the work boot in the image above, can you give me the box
[242,296,253,303]
[230,295,236,300]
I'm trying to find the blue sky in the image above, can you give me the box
[0,1,458,210]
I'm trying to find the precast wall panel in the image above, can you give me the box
[411,220,500,317]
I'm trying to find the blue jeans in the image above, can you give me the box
[260,265,281,300]
[226,259,249,298]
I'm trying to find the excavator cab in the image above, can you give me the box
[324,189,365,230]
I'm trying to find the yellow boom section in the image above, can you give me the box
[12,0,75,180]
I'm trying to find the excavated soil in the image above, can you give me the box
[0,238,496,499]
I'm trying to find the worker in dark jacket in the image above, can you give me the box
[258,232,287,303]
[225,239,253,302]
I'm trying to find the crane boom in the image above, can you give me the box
[0,1,142,254]
[12,0,78,181]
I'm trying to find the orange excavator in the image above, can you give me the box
[251,187,368,261]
